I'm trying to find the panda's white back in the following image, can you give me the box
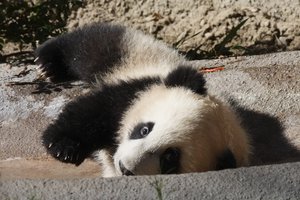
[97,24,186,85]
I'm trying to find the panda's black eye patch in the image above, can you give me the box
[130,122,154,139]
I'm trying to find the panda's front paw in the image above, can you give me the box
[43,136,87,166]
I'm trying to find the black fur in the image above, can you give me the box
[160,148,181,174]
[38,23,210,168]
[42,77,160,165]
[129,122,155,140]
[35,23,126,82]
[164,66,207,95]
[216,149,237,170]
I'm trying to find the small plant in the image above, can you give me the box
[149,178,164,200]
[28,195,40,200]
[211,18,248,56]
[148,177,177,200]
[174,18,248,60]
[0,0,83,62]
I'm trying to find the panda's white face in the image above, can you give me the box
[113,85,228,176]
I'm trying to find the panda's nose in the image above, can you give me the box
[119,160,134,176]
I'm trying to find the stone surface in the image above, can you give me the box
[1,162,300,199]
[0,51,300,198]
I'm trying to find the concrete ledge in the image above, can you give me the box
[1,162,300,199]
[1,51,300,199]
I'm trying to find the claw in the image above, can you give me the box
[69,154,73,161]
[35,64,43,74]
[38,71,47,79]
[37,69,44,77]
[56,152,61,157]
[48,143,53,148]
[34,57,39,63]
[64,155,68,160]
[36,66,46,76]
[36,64,43,70]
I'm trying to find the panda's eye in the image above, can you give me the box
[140,126,149,137]
[130,122,154,140]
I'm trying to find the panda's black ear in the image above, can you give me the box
[164,66,207,95]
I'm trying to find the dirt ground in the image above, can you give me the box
[67,0,300,54]
[3,0,300,57]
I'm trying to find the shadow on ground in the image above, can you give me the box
[232,101,300,166]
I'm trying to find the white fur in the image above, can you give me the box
[38,23,250,177]
[91,25,250,177]
[98,85,250,176]
[95,149,117,177]
[98,27,186,85]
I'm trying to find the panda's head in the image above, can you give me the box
[113,67,250,176]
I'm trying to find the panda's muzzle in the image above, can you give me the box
[160,147,180,174]
[118,147,180,176]
[119,160,135,176]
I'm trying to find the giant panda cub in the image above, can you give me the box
[36,23,251,177]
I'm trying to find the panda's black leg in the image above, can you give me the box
[43,131,87,165]
[42,75,159,165]
[42,91,117,165]
[35,23,126,83]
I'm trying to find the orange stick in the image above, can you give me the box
[199,66,225,73]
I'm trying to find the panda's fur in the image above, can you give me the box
[36,23,251,177]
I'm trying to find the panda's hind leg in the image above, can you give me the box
[35,36,77,82]
[35,23,126,83]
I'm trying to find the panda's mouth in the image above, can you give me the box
[119,160,135,176]
[160,147,181,174]
[118,147,180,176]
